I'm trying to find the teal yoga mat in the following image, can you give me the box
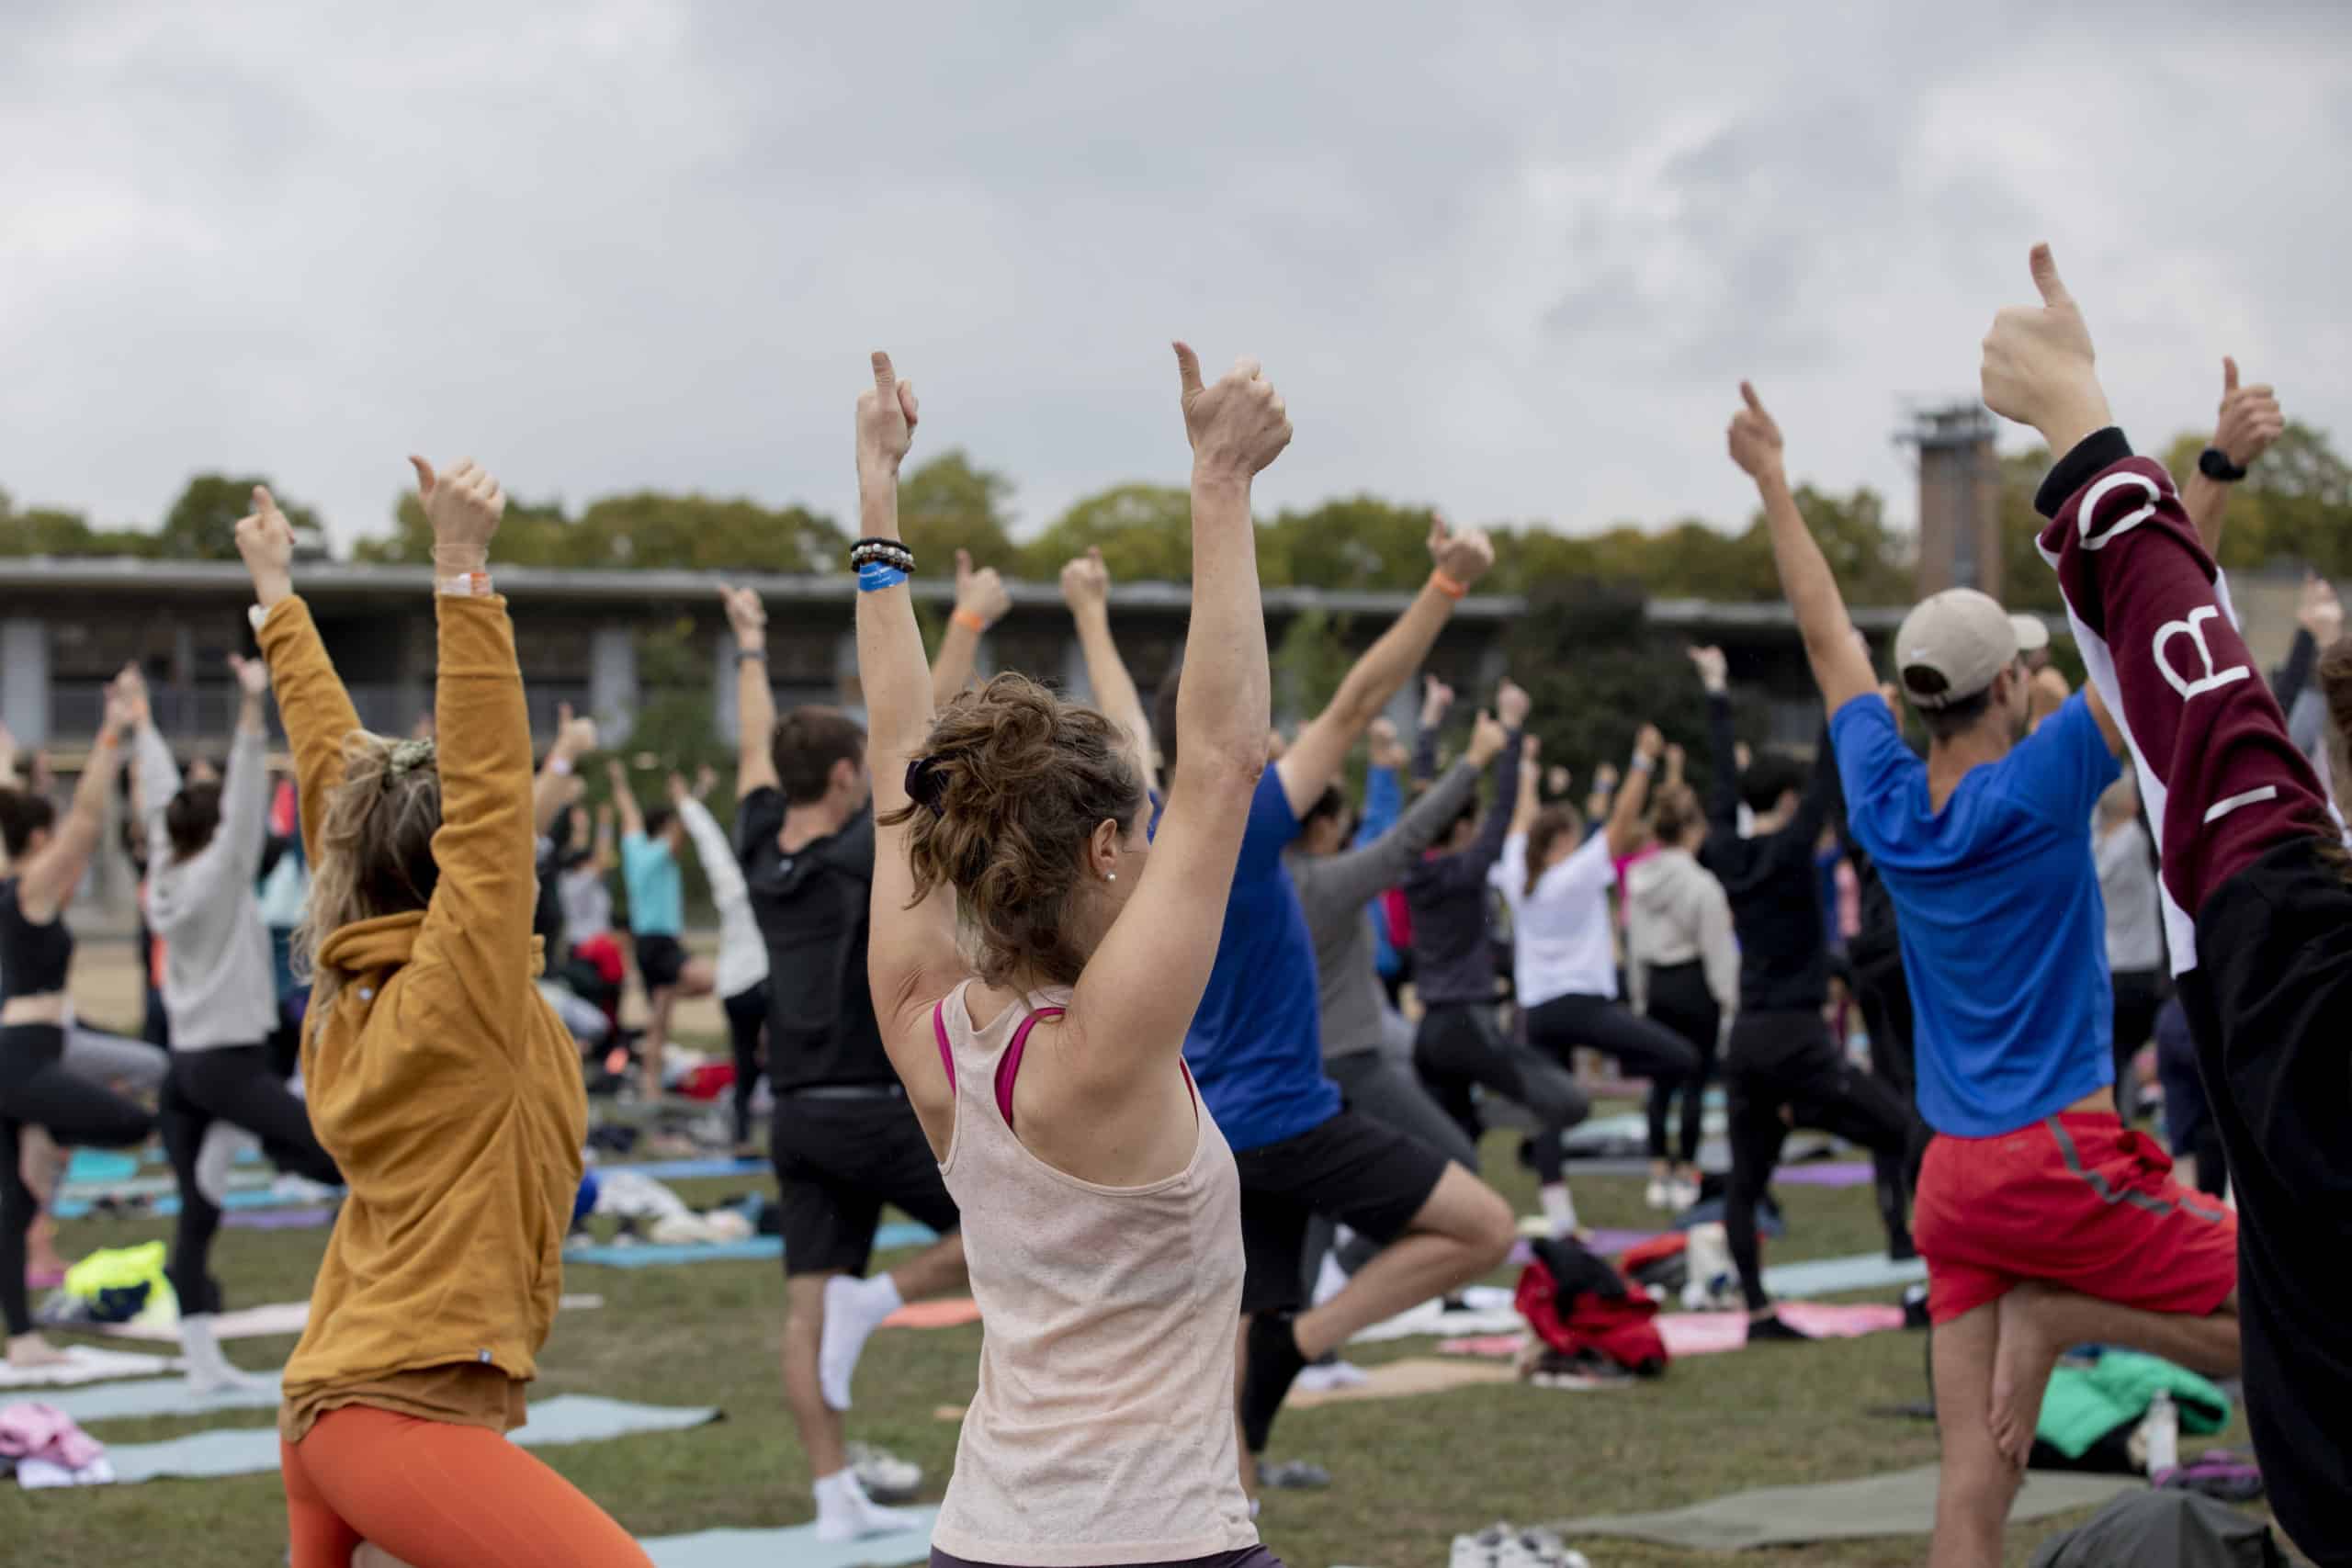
[52,1183,338,1221]
[1758,1251,1928,1299]
[44,1373,283,1424]
[566,1223,936,1269]
[98,1396,720,1483]
[641,1513,938,1568]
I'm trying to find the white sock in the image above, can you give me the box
[812,1467,916,1542]
[180,1314,258,1391]
[818,1273,902,1412]
[1541,1183,1577,1237]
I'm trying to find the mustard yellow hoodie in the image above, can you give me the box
[259,592,586,1441]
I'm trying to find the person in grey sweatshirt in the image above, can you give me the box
[1623,783,1738,1211]
[130,656,342,1393]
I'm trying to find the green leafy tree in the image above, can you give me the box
[1263,496,1440,592]
[354,491,841,572]
[899,451,1019,571]
[1018,484,1196,582]
[1271,607,1356,721]
[159,474,323,560]
[0,491,159,558]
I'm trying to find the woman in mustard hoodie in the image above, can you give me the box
[237,466,648,1568]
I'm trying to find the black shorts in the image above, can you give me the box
[1232,1109,1450,1316]
[636,933,688,990]
[771,1090,960,1278]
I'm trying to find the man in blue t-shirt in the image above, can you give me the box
[1728,372,2239,1568]
[1122,522,1516,1486]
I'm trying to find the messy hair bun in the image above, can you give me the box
[882,672,1146,987]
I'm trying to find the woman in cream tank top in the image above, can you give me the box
[850,344,1293,1568]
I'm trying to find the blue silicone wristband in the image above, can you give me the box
[857,562,909,592]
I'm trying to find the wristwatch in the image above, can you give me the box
[2198,447,2247,483]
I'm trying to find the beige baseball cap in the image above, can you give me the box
[2009,614,2052,655]
[1895,589,2018,709]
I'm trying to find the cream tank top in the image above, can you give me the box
[927,980,1258,1567]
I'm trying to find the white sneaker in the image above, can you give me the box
[1644,1179,1669,1210]
[844,1440,922,1502]
[1670,1178,1702,1211]
[1294,1359,1371,1393]
[812,1470,919,1542]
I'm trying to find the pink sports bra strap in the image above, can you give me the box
[933,1000,956,1094]
[994,1006,1067,1133]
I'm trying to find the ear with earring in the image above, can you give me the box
[1105,872,1117,883]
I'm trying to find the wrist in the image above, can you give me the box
[431,545,489,574]
[952,606,992,634]
[1428,568,1468,602]
[253,572,292,609]
[1189,462,1252,499]
[2034,391,2114,468]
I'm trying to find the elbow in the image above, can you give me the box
[1174,737,1267,800]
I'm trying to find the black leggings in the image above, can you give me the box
[1640,963,1720,1166]
[725,982,770,1146]
[0,1023,155,1336]
[1524,991,1702,1161]
[1413,1003,1589,1185]
[1851,942,1928,1255]
[1722,1010,1917,1313]
[159,1044,342,1317]
[2109,967,2165,1123]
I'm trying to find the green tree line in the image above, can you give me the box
[8,423,2346,600]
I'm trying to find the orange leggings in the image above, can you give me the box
[281,1404,651,1568]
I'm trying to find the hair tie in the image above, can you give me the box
[904,755,948,817]
[385,738,437,789]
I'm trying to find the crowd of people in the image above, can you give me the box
[0,251,2345,1568]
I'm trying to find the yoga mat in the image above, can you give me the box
[1288,1356,1514,1409]
[1772,1159,1877,1189]
[1656,1303,1907,1359]
[223,1204,337,1231]
[99,1396,721,1483]
[1554,1463,2140,1550]
[0,1345,180,1388]
[99,1293,604,1343]
[641,1512,938,1568]
[567,1223,935,1269]
[1438,1335,1524,1359]
[1758,1251,1927,1300]
[600,1156,768,1182]
[44,1372,283,1423]
[1351,1285,1522,1345]
[881,1297,980,1330]
[53,1183,336,1221]
[64,1149,141,1186]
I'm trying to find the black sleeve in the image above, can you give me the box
[1792,723,1838,846]
[1411,726,1442,787]
[2033,427,2135,517]
[734,786,786,868]
[1705,691,1740,833]
[2271,628,2318,712]
[257,832,290,882]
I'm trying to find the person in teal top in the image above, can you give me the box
[607,761,714,1100]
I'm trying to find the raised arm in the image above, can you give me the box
[1602,724,1664,861]
[13,677,134,920]
[1351,718,1408,847]
[1446,682,1531,885]
[128,669,184,880]
[533,703,596,837]
[2180,357,2284,556]
[401,457,538,1046]
[1067,344,1287,1076]
[1060,547,1158,795]
[718,582,778,799]
[1508,728,1544,837]
[1275,519,1493,815]
[671,779,748,908]
[2274,577,2342,713]
[1311,749,1489,911]
[1690,646,1739,833]
[214,654,274,884]
[242,487,362,868]
[932,550,1010,710]
[605,758,645,841]
[853,353,967,1064]
[1412,676,1454,786]
[1727,385,1877,716]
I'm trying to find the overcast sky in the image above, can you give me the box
[5,2,2347,555]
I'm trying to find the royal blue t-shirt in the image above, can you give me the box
[1830,692,2120,1138]
[1157,769,1342,1153]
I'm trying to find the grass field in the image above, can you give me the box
[9,943,2267,1564]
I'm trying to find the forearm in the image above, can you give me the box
[1332,585,1453,736]
[1509,763,1542,836]
[1171,469,1270,784]
[2182,470,2230,557]
[678,799,748,906]
[854,465,935,785]
[1470,734,1521,865]
[531,761,574,836]
[255,597,362,866]
[1705,692,1738,826]
[1606,755,1655,855]
[1411,727,1442,786]
[221,725,271,874]
[67,732,120,832]
[1757,471,1867,703]
[1073,608,1153,772]
[2271,628,2317,711]
[930,618,983,710]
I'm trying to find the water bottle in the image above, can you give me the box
[2144,1389,2180,1475]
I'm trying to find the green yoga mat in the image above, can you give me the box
[1554,1463,2140,1550]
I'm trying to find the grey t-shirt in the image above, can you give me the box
[1286,760,1482,1061]
[2095,818,2163,974]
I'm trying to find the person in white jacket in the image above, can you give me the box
[128,656,342,1393]
[668,769,770,1154]
[1623,784,1739,1211]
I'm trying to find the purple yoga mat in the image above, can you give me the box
[1585,1226,1664,1256]
[224,1205,336,1231]
[1773,1160,1876,1189]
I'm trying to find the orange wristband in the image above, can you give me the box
[1430,569,1467,601]
[953,608,989,633]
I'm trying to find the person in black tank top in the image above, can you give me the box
[0,678,158,1368]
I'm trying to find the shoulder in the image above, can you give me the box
[1240,768,1304,855]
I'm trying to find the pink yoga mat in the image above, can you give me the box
[1658,1301,1905,1357]
[882,1297,982,1330]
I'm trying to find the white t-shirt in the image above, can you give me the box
[1492,829,1619,1009]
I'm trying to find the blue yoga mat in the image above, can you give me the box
[642,1513,937,1568]
[52,1184,340,1222]
[1758,1251,1928,1300]
[64,1149,141,1186]
[566,1222,936,1270]
[603,1156,769,1182]
[99,1396,720,1483]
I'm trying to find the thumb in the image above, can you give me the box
[2222,355,2240,394]
[407,457,435,498]
[1087,546,1103,568]
[558,701,574,728]
[2029,243,2074,309]
[870,351,897,399]
[252,484,284,521]
[1739,380,1766,415]
[1172,341,1204,405]
[956,547,974,581]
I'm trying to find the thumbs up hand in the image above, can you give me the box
[2213,357,2284,471]
[1174,342,1292,480]
[1980,243,2110,455]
